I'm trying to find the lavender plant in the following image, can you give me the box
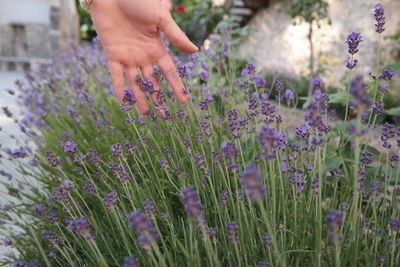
[0,3,399,267]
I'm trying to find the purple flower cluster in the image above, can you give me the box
[103,189,118,210]
[143,200,157,218]
[68,216,95,240]
[241,164,267,202]
[374,3,385,33]
[226,221,239,243]
[123,256,139,267]
[326,210,343,231]
[346,32,363,55]
[258,126,287,159]
[181,186,204,218]
[42,230,64,244]
[350,76,371,111]
[127,209,159,252]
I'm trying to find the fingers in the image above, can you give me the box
[141,65,167,117]
[157,54,188,104]
[125,66,149,115]
[108,61,125,102]
[159,9,198,54]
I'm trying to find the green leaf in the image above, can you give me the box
[329,91,349,105]
[326,156,341,171]
[385,106,400,117]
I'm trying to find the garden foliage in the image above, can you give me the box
[0,3,399,267]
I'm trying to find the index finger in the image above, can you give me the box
[156,53,188,104]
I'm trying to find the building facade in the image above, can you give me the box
[0,0,79,71]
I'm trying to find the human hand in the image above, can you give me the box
[89,0,198,114]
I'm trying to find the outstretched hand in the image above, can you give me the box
[89,0,198,114]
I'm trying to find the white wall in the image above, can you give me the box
[0,0,50,25]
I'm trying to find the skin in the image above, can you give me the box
[89,0,198,115]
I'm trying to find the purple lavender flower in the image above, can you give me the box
[346,32,363,55]
[242,63,256,77]
[42,230,64,244]
[46,151,59,167]
[370,180,381,199]
[124,256,139,267]
[381,122,396,148]
[350,76,371,110]
[326,210,344,231]
[103,189,118,210]
[284,89,294,100]
[32,204,45,218]
[181,186,204,218]
[161,213,169,220]
[360,150,373,165]
[379,67,395,81]
[390,153,399,168]
[68,216,95,240]
[311,178,319,195]
[339,203,349,213]
[193,154,206,169]
[362,218,370,228]
[160,157,170,171]
[258,126,287,159]
[200,70,209,81]
[274,80,284,93]
[207,227,218,237]
[380,83,389,93]
[176,61,190,78]
[9,147,28,159]
[2,237,12,246]
[48,207,59,225]
[127,209,159,252]
[221,141,238,159]
[312,76,324,91]
[374,3,385,33]
[111,143,123,157]
[241,164,267,202]
[296,174,306,193]
[372,100,384,115]
[346,57,358,69]
[254,75,266,88]
[123,88,137,105]
[64,141,77,154]
[83,180,97,194]
[389,218,400,232]
[220,192,229,207]
[143,200,157,218]
[262,234,272,247]
[226,222,239,243]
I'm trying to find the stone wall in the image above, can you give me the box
[0,24,51,58]
[239,0,400,85]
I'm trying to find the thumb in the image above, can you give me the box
[159,10,198,54]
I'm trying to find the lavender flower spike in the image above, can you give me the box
[241,163,267,202]
[124,256,139,267]
[346,32,363,55]
[128,209,159,252]
[374,3,385,33]
[181,186,204,218]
